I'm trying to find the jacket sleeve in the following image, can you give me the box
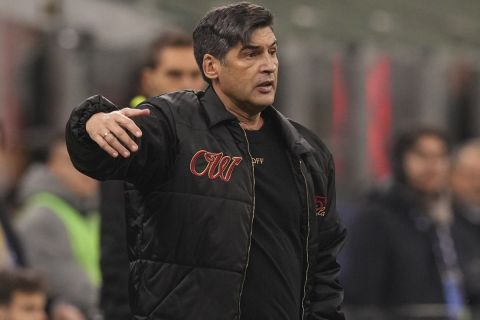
[309,153,347,320]
[65,95,176,187]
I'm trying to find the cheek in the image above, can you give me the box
[222,73,246,93]
[403,157,422,179]
[193,79,206,91]
[431,161,450,178]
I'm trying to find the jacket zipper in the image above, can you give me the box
[237,126,256,319]
[299,159,311,320]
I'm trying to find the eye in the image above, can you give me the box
[246,50,257,58]
[166,70,183,79]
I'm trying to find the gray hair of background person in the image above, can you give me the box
[390,127,452,184]
[192,2,273,83]
[0,269,47,305]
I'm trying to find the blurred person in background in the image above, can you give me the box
[99,30,205,320]
[0,268,47,320]
[343,127,473,319]
[1,124,83,320]
[0,122,26,269]
[15,135,99,320]
[451,139,480,228]
[450,139,480,313]
[128,30,205,107]
[0,202,25,269]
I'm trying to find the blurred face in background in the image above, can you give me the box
[48,142,98,199]
[142,46,204,97]
[451,146,480,207]
[403,135,450,195]
[0,291,47,320]
[0,125,27,196]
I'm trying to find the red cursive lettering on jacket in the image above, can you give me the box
[190,150,243,182]
[314,195,327,216]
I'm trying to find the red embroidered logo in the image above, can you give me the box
[190,149,243,182]
[314,195,327,216]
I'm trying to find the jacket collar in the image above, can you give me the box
[200,86,237,128]
[264,107,315,156]
[200,86,314,156]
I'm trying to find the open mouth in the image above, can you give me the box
[256,80,275,93]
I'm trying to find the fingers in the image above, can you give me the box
[90,132,119,158]
[115,112,144,138]
[120,107,150,119]
[102,129,132,158]
[106,121,138,156]
[86,108,151,158]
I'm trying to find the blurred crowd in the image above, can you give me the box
[0,29,204,320]
[341,129,480,319]
[0,19,480,320]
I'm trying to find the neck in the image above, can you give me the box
[232,109,264,131]
[212,84,265,131]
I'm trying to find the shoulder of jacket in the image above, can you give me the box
[145,90,200,110]
[141,90,202,123]
[288,120,333,161]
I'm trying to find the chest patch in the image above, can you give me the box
[189,149,243,182]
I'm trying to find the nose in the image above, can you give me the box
[177,74,199,90]
[260,53,278,74]
[179,78,192,89]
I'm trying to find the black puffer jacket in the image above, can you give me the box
[66,86,346,320]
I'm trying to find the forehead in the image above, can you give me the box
[414,135,446,150]
[458,148,480,168]
[157,46,196,67]
[11,291,46,305]
[244,27,276,46]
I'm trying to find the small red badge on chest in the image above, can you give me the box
[190,149,243,182]
[314,195,327,216]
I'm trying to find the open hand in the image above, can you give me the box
[86,108,151,158]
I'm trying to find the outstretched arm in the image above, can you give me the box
[65,95,174,185]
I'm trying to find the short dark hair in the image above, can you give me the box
[391,126,452,183]
[143,30,193,70]
[193,2,274,83]
[0,269,47,305]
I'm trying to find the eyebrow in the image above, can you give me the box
[241,40,278,51]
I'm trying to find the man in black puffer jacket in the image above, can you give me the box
[65,3,346,320]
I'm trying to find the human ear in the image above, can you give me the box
[203,54,220,81]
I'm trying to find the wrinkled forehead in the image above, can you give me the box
[241,26,276,46]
